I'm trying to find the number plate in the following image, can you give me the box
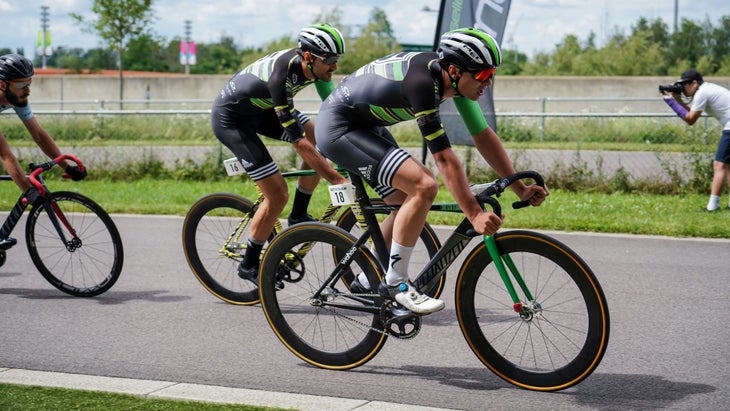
[223,157,245,176]
[328,183,356,206]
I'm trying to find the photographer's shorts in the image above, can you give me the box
[716,129,730,163]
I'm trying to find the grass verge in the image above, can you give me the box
[2,176,727,239]
[0,383,292,411]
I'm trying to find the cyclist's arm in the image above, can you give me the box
[0,133,31,192]
[314,80,335,101]
[290,137,348,185]
[455,97,548,203]
[269,58,305,143]
[453,97,516,177]
[433,147,502,235]
[22,116,70,170]
[453,97,488,135]
[433,147,485,219]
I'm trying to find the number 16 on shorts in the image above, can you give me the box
[224,157,245,176]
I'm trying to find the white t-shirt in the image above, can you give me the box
[0,103,34,121]
[690,82,730,130]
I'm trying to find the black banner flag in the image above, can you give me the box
[432,0,512,146]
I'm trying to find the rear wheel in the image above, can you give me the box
[259,223,387,369]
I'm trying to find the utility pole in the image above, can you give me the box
[40,5,50,69]
[674,0,679,32]
[184,20,192,75]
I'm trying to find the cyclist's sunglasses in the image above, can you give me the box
[7,79,32,89]
[464,67,496,82]
[311,53,340,65]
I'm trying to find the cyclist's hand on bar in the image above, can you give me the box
[518,183,549,207]
[64,165,87,181]
[470,210,503,236]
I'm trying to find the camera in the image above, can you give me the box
[658,82,683,94]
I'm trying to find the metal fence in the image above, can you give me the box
[2,97,717,184]
[7,97,712,138]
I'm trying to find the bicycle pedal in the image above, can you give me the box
[386,305,416,322]
[0,237,17,251]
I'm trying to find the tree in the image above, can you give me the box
[667,18,705,69]
[71,0,156,105]
[342,7,399,73]
[708,16,730,72]
[126,34,170,72]
[192,35,246,74]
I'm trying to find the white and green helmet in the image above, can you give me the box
[438,28,502,70]
[298,23,346,56]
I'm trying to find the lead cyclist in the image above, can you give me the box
[315,28,548,314]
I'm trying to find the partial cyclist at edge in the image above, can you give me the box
[211,24,350,285]
[315,28,549,314]
[0,54,86,250]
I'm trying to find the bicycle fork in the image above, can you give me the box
[482,235,541,320]
[42,200,82,252]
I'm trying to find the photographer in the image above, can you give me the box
[661,69,730,212]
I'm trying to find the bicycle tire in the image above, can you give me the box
[455,230,609,391]
[182,193,270,305]
[25,191,123,297]
[335,200,444,297]
[259,222,387,369]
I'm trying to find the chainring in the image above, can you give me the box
[277,251,305,283]
[380,301,421,339]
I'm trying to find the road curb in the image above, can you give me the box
[0,368,460,411]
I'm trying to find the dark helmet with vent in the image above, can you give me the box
[0,54,35,80]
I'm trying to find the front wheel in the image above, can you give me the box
[26,191,124,297]
[455,230,609,391]
[182,193,269,305]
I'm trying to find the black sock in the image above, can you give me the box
[289,186,313,219]
[242,239,264,269]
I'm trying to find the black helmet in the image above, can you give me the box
[438,28,502,70]
[298,23,346,56]
[0,54,35,81]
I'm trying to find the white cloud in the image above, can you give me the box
[2,0,724,59]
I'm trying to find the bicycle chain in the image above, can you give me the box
[316,292,421,340]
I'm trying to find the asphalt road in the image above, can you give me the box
[1,214,729,411]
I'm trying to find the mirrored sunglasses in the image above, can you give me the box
[312,53,340,65]
[8,79,32,89]
[465,67,496,82]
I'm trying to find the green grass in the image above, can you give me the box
[0,383,293,411]
[2,176,727,239]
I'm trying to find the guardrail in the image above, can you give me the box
[2,97,711,140]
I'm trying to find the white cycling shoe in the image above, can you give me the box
[378,281,444,315]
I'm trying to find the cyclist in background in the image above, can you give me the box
[662,69,730,212]
[0,54,86,250]
[315,28,548,314]
[211,24,350,284]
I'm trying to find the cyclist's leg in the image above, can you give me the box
[288,117,319,224]
[387,157,437,261]
[317,125,442,314]
[213,111,287,276]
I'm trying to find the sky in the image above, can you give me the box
[1,0,725,62]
